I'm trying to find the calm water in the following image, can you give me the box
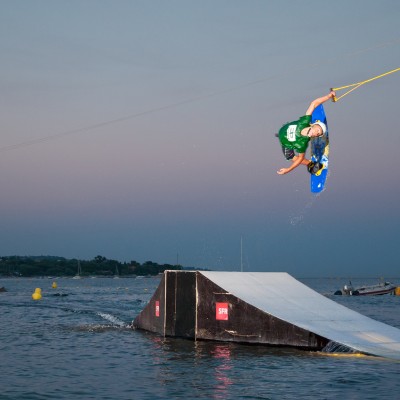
[1,276,400,400]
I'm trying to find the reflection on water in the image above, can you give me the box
[210,344,233,399]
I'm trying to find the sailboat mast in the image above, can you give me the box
[240,236,243,272]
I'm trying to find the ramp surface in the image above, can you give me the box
[201,272,400,360]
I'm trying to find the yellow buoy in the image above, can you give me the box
[52,281,57,289]
[32,288,42,300]
[395,287,400,296]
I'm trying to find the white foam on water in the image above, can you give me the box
[97,312,128,328]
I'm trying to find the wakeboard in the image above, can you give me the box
[310,104,329,193]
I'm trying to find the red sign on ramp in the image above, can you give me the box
[216,302,229,320]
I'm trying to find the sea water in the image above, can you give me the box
[1,276,400,400]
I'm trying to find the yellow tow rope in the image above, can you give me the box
[331,67,400,102]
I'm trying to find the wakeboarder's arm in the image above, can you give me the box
[305,90,336,116]
[277,153,306,175]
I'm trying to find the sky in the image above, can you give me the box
[1,0,399,277]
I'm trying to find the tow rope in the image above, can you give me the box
[331,67,400,102]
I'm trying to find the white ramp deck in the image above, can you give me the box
[201,271,400,360]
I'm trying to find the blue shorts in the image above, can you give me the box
[276,133,295,160]
[281,146,295,160]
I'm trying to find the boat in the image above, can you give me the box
[72,260,82,279]
[334,280,396,296]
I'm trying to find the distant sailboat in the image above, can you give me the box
[72,260,82,279]
[114,265,120,279]
[240,236,243,272]
[239,236,249,272]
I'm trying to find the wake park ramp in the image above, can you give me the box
[133,271,400,360]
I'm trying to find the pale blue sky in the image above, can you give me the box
[1,0,399,277]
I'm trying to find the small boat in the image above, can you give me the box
[334,281,396,296]
[72,260,82,279]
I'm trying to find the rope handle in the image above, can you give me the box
[330,88,337,103]
[331,67,400,102]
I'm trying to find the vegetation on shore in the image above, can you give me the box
[0,255,185,277]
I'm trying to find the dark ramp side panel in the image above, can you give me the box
[133,273,166,335]
[196,273,327,349]
[133,271,196,339]
[164,271,196,338]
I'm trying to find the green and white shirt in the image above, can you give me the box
[278,115,311,153]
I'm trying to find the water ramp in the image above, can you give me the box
[133,271,400,360]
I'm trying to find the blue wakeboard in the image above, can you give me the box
[310,105,329,193]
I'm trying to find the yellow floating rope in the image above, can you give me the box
[331,67,400,102]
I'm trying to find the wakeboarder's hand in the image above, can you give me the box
[277,168,289,175]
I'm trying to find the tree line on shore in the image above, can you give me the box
[0,255,184,277]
